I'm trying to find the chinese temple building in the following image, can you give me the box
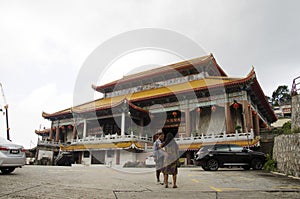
[37,54,277,166]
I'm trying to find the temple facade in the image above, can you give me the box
[37,54,277,166]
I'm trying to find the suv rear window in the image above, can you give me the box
[214,145,230,152]
[199,145,214,152]
[230,145,244,152]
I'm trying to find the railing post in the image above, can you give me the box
[121,112,125,136]
[250,128,254,139]
[83,119,87,138]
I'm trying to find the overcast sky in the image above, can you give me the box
[0,0,299,148]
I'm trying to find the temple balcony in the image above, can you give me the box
[63,130,255,149]
[70,132,153,145]
[175,129,255,144]
[37,139,62,147]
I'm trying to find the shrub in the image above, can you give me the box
[263,154,277,172]
[282,121,292,134]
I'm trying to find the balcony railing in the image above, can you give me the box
[175,130,254,143]
[38,130,255,147]
[37,139,61,147]
[71,132,152,144]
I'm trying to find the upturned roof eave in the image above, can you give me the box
[43,75,249,119]
[42,109,73,120]
[43,68,276,123]
[93,54,227,93]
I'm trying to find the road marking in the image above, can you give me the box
[221,187,241,191]
[191,179,200,183]
[209,186,242,192]
[273,186,300,189]
[210,186,222,192]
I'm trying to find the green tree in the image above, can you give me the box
[266,96,272,105]
[282,121,291,134]
[271,85,291,106]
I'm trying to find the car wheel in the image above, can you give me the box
[207,159,219,171]
[1,167,15,174]
[251,158,264,170]
[242,165,251,170]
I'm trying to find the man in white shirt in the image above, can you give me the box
[153,130,165,183]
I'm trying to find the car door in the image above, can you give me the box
[230,145,250,165]
[213,144,233,165]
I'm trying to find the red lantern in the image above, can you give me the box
[172,111,177,117]
[197,107,202,113]
[211,105,216,112]
[233,102,239,110]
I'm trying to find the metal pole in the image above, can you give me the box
[0,83,10,140]
[4,105,10,140]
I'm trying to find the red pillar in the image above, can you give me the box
[55,126,60,142]
[225,102,234,133]
[254,113,260,136]
[72,125,77,140]
[49,126,54,140]
[242,100,251,132]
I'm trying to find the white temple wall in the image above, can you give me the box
[66,130,73,142]
[81,152,91,165]
[119,150,137,166]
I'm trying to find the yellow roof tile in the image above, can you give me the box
[74,77,239,113]
[45,76,240,117]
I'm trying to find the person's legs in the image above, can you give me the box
[164,174,169,188]
[156,170,161,182]
[172,174,177,188]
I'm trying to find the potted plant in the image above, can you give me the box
[235,125,242,133]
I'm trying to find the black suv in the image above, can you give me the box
[194,144,266,171]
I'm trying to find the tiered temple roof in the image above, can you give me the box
[42,54,276,123]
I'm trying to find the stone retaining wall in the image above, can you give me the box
[292,95,300,131]
[273,133,300,177]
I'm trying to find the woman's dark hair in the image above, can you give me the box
[162,132,174,147]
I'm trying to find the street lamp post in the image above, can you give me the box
[0,83,10,140]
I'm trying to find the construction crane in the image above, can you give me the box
[0,83,10,140]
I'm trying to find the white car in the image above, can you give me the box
[145,155,156,167]
[0,136,26,174]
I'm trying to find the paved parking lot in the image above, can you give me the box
[0,165,300,198]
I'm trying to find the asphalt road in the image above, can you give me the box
[0,165,300,199]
